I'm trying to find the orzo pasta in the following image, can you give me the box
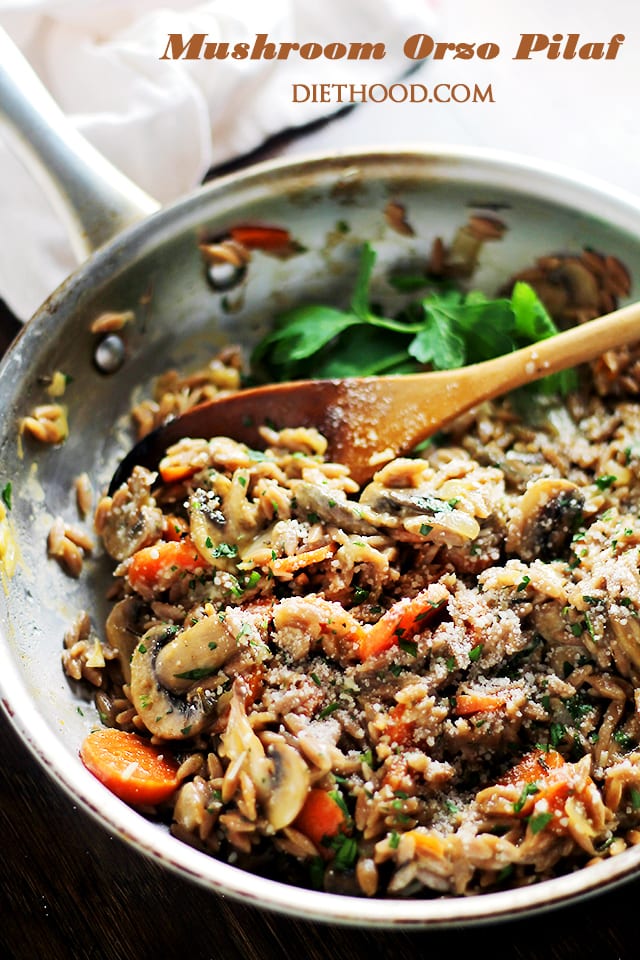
[68,328,640,898]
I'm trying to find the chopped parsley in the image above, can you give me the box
[329,834,358,871]
[398,638,419,657]
[565,692,594,723]
[353,585,371,603]
[318,701,341,719]
[614,729,633,748]
[529,811,553,834]
[549,722,566,748]
[512,782,539,814]
[174,666,215,681]
[1,481,12,510]
[328,788,352,824]
[595,474,617,490]
[212,542,239,558]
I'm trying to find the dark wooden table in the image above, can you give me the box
[0,302,639,960]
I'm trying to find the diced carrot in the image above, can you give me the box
[161,514,189,541]
[356,589,442,661]
[242,665,266,708]
[500,748,566,787]
[80,728,180,806]
[381,753,411,791]
[498,749,591,828]
[455,693,505,716]
[293,788,349,856]
[384,703,415,746]
[229,224,293,252]
[127,537,208,595]
[405,831,446,857]
[268,543,336,579]
[158,458,200,485]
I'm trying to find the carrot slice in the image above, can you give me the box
[499,748,566,787]
[497,749,587,827]
[455,693,505,716]
[158,458,200,485]
[161,515,189,541]
[80,728,180,806]
[384,703,415,746]
[127,538,207,595]
[269,544,336,579]
[229,225,293,252]
[356,589,442,661]
[294,788,349,855]
[404,831,446,857]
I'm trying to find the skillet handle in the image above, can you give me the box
[0,26,160,257]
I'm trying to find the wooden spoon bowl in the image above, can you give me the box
[110,299,640,492]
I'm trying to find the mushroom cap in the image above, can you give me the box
[129,624,223,739]
[506,477,585,562]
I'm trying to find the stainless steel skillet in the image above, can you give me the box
[3,26,640,928]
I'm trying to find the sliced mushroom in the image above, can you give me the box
[504,252,628,328]
[291,481,377,535]
[506,477,584,561]
[188,469,258,568]
[262,741,311,831]
[130,622,233,739]
[219,681,310,830]
[358,483,480,545]
[104,597,147,684]
[95,465,163,561]
[154,615,238,693]
[359,484,447,521]
[188,487,230,567]
[607,611,640,677]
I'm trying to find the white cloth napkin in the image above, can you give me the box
[0,0,436,321]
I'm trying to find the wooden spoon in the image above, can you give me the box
[110,300,640,492]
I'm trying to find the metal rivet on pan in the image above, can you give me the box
[206,260,248,291]
[94,333,126,374]
[199,240,249,292]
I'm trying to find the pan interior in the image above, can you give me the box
[2,149,640,926]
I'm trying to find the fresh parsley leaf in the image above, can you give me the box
[447,291,515,363]
[350,241,376,320]
[253,305,361,378]
[408,298,466,368]
[510,281,578,395]
[510,280,558,342]
[252,244,578,398]
[309,324,415,378]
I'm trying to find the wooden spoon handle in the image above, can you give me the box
[336,299,640,483]
[465,298,640,397]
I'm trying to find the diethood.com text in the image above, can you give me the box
[160,32,625,62]
[291,83,494,104]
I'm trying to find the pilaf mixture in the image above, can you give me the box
[62,258,640,901]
